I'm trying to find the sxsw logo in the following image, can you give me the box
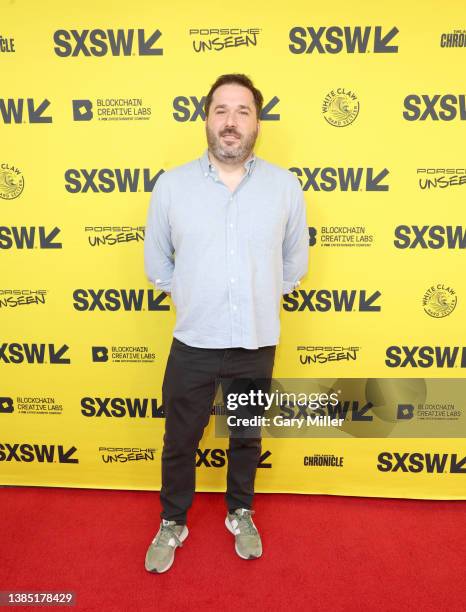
[289,26,399,54]
[196,448,272,468]
[385,346,466,368]
[172,95,280,121]
[64,168,163,193]
[403,95,466,121]
[0,99,52,124]
[0,442,78,463]
[377,452,466,473]
[81,397,165,418]
[0,397,14,413]
[394,225,466,249]
[0,343,70,364]
[72,289,170,311]
[290,167,389,192]
[283,289,381,312]
[72,99,93,121]
[0,226,62,249]
[53,29,163,57]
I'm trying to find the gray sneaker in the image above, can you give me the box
[225,508,262,559]
[145,519,188,573]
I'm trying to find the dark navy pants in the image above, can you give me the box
[160,337,276,524]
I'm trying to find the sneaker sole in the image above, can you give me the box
[225,517,262,560]
[145,526,189,573]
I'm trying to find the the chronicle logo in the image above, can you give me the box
[73,289,170,312]
[422,284,457,318]
[0,35,15,53]
[397,403,461,422]
[385,346,466,368]
[99,447,156,463]
[283,289,381,312]
[393,226,466,249]
[440,30,466,48]
[0,226,62,249]
[0,396,63,416]
[64,168,163,193]
[403,95,466,121]
[0,443,78,463]
[304,454,344,467]
[172,95,280,121]
[189,28,261,53]
[72,98,152,122]
[290,167,389,191]
[0,163,24,200]
[308,226,374,248]
[377,452,466,473]
[0,343,70,365]
[289,26,399,54]
[0,99,52,124]
[196,448,272,468]
[322,89,359,127]
[81,397,164,418]
[297,345,360,365]
[92,345,156,364]
[417,168,466,190]
[53,29,163,57]
[85,226,145,247]
[0,290,47,308]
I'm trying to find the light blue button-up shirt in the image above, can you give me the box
[144,149,309,349]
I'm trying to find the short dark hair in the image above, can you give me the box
[205,73,263,118]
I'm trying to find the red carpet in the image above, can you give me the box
[1,487,465,611]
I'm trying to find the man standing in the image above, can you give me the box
[144,73,308,573]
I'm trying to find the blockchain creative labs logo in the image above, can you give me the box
[92,344,156,364]
[417,168,466,190]
[303,454,344,467]
[309,226,374,248]
[0,35,16,53]
[440,29,466,47]
[422,284,457,318]
[72,98,152,122]
[397,402,462,423]
[98,446,157,464]
[0,396,63,416]
[322,88,359,127]
[297,345,361,365]
[0,290,48,309]
[0,163,24,200]
[188,28,261,53]
[84,226,145,247]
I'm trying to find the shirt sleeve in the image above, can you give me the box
[282,178,309,295]
[144,175,174,292]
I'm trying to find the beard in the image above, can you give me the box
[206,124,258,165]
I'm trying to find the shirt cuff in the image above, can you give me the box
[154,278,172,291]
[282,279,301,295]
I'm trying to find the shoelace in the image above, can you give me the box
[154,523,183,547]
[234,510,258,536]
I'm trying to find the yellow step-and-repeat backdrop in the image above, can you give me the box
[1,0,465,498]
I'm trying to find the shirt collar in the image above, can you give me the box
[199,149,257,178]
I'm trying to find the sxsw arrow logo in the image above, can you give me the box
[290,167,389,192]
[0,343,70,364]
[260,96,280,121]
[450,454,466,473]
[0,98,52,124]
[138,29,163,55]
[53,28,163,57]
[58,445,79,463]
[0,226,62,249]
[0,443,78,463]
[289,25,399,54]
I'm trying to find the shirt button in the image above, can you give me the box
[204,172,208,177]
[230,250,234,255]
[229,223,233,228]
[230,278,235,283]
[232,305,237,311]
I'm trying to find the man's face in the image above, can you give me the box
[206,83,260,164]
